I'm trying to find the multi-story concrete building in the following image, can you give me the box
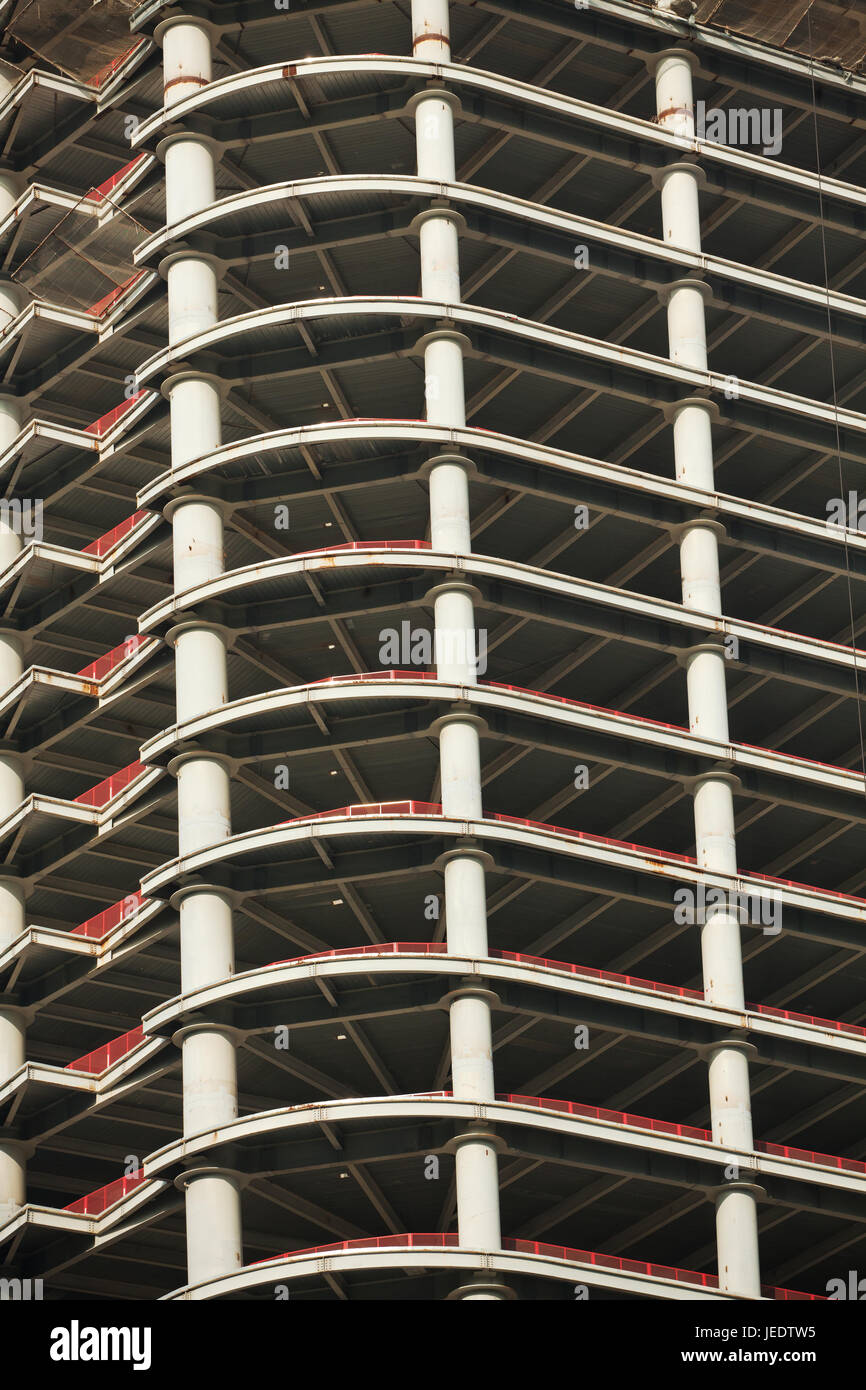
[0,0,865,1301]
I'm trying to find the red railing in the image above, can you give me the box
[258,1233,459,1264]
[279,801,694,864]
[60,1105,847,1259]
[482,679,687,732]
[269,942,865,1039]
[757,1140,866,1175]
[492,948,704,1001]
[311,672,863,784]
[293,541,431,559]
[84,393,147,437]
[311,670,438,685]
[66,1026,144,1075]
[498,1093,709,1143]
[87,45,148,91]
[279,802,866,916]
[64,1169,145,1216]
[277,941,703,1003]
[82,510,149,557]
[76,635,149,683]
[503,1241,822,1300]
[490,811,696,865]
[498,1094,866,1175]
[87,271,147,319]
[84,156,148,201]
[71,891,145,940]
[751,1002,866,1038]
[280,801,442,827]
[257,1234,823,1299]
[745,866,866,908]
[252,1082,864,1178]
[274,941,449,966]
[74,760,148,809]
[282,805,679,851]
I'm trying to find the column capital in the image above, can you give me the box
[404,87,463,119]
[154,16,221,46]
[652,161,709,191]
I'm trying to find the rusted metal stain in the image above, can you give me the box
[163,75,209,94]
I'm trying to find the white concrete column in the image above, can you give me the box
[412,0,450,60]
[0,667,24,1225]
[0,982,25,1224]
[162,19,212,109]
[412,0,504,1295]
[0,391,20,461]
[0,242,23,467]
[159,14,242,1290]
[653,48,761,1299]
[0,150,26,1212]
[0,135,22,336]
[0,396,22,582]
[0,280,19,334]
[0,367,25,1217]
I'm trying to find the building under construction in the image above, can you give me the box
[0,0,866,1301]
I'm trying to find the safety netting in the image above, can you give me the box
[7,0,144,87]
[13,164,149,317]
[636,1,866,72]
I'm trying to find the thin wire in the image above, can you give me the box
[804,7,866,797]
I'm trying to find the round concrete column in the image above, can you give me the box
[0,150,21,340]
[0,364,25,1219]
[652,46,761,1298]
[158,13,242,1290]
[412,0,505,1293]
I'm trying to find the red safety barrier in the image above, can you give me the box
[84,393,147,437]
[87,44,148,91]
[280,801,866,918]
[268,942,865,1041]
[77,635,149,683]
[756,1140,866,1175]
[82,511,149,557]
[274,941,449,966]
[498,1093,710,1143]
[280,801,442,827]
[257,1234,823,1298]
[279,801,694,866]
[498,1094,866,1175]
[492,948,705,1001]
[66,1026,144,1075]
[325,417,431,425]
[311,670,439,685]
[87,270,147,319]
[504,1241,823,1300]
[490,811,696,865]
[293,540,431,560]
[280,804,687,868]
[74,760,147,809]
[312,672,864,782]
[64,1169,145,1216]
[482,679,688,733]
[746,866,866,908]
[751,1002,866,1038]
[482,682,866,785]
[257,1234,459,1265]
[228,1075,862,1190]
[278,940,699,1003]
[271,940,704,1002]
[70,891,145,940]
[738,739,859,778]
[84,155,148,201]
